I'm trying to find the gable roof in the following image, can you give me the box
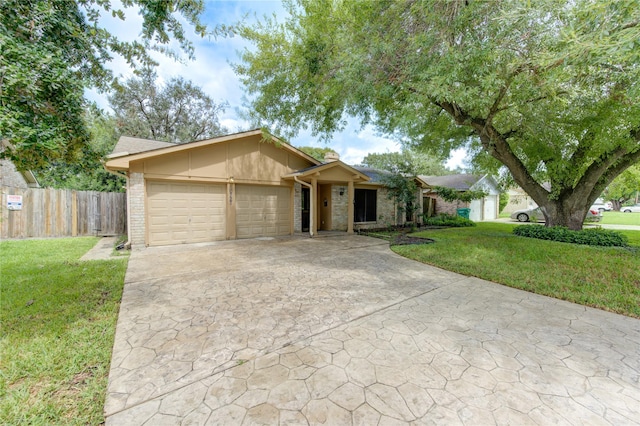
[105,129,321,171]
[285,160,371,182]
[419,174,482,191]
[353,167,430,188]
[110,136,176,157]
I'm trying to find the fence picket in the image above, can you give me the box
[1,186,126,239]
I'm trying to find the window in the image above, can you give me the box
[354,189,377,222]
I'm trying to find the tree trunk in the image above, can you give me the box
[538,201,589,230]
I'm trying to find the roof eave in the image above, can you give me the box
[104,129,321,172]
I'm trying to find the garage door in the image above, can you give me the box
[147,181,226,246]
[483,195,497,220]
[236,185,290,238]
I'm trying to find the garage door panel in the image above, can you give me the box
[236,185,290,239]
[147,182,226,246]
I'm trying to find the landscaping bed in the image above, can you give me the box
[360,226,435,245]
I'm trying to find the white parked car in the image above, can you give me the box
[510,207,602,222]
[621,204,640,213]
[591,201,613,212]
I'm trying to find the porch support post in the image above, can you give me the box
[347,180,354,234]
[311,177,318,235]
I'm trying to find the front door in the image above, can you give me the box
[301,187,310,232]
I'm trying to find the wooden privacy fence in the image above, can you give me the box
[1,186,126,239]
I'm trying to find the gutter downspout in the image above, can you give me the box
[294,176,314,237]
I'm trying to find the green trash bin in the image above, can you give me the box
[456,208,471,219]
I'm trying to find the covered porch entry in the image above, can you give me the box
[285,160,370,236]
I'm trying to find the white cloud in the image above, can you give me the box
[83,1,467,169]
[446,148,468,170]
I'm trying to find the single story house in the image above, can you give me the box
[420,174,501,221]
[503,186,536,214]
[105,129,427,249]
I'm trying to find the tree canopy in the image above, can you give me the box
[109,69,227,143]
[296,146,336,162]
[0,0,206,170]
[234,0,640,229]
[361,150,449,176]
[37,68,228,191]
[35,106,125,192]
[603,164,640,210]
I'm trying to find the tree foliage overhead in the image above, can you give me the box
[361,150,449,176]
[296,146,335,162]
[234,0,640,229]
[0,0,206,169]
[35,105,125,192]
[603,164,640,209]
[433,186,488,204]
[109,69,227,143]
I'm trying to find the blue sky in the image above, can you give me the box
[87,0,466,167]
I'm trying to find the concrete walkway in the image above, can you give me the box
[105,235,640,425]
[80,236,118,261]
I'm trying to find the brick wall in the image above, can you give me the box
[127,172,146,249]
[293,182,302,232]
[434,196,469,216]
[331,184,349,231]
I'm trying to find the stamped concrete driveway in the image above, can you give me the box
[105,234,640,425]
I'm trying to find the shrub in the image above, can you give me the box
[513,225,628,247]
[423,214,476,227]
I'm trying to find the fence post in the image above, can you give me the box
[72,190,78,237]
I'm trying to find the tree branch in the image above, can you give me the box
[434,99,550,205]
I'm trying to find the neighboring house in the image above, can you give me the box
[420,174,501,221]
[0,158,40,189]
[503,186,536,214]
[105,129,426,248]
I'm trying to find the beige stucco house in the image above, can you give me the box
[106,129,426,248]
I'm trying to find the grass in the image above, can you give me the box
[392,222,640,318]
[500,210,640,225]
[600,211,640,226]
[0,238,127,425]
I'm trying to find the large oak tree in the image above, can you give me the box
[234,0,640,229]
[109,69,227,143]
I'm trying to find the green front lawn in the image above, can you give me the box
[601,211,640,226]
[393,222,640,318]
[0,238,127,425]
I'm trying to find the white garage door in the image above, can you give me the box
[147,181,226,246]
[483,195,497,220]
[236,185,290,238]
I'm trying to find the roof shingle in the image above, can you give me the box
[419,174,481,191]
[111,136,176,156]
